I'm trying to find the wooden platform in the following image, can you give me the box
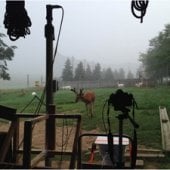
[159,106,170,151]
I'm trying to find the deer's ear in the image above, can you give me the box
[71,88,76,93]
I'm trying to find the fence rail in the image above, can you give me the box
[58,79,155,89]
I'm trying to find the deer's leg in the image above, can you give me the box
[91,103,94,117]
[85,104,89,116]
[87,104,92,118]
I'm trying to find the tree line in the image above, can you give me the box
[61,58,134,81]
[139,24,170,82]
[0,33,16,80]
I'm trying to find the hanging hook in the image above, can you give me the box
[131,0,149,23]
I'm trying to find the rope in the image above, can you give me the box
[3,1,31,41]
[131,0,149,23]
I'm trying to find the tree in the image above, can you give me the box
[118,68,125,80]
[85,64,92,81]
[74,61,85,80]
[103,67,114,80]
[62,58,73,81]
[113,69,119,80]
[139,24,170,81]
[126,70,134,79]
[92,63,101,80]
[0,33,16,80]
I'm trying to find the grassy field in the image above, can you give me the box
[0,86,169,148]
[1,86,170,168]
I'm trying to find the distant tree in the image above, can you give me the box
[113,69,119,80]
[139,24,170,81]
[120,68,125,79]
[62,58,73,81]
[136,65,145,80]
[92,63,101,80]
[103,67,114,80]
[0,33,16,80]
[85,64,92,80]
[118,68,125,79]
[74,61,85,80]
[126,70,134,79]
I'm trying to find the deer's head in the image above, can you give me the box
[71,88,84,103]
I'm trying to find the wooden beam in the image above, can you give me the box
[0,121,17,162]
[0,105,16,121]
[159,106,170,151]
[70,115,81,169]
[31,150,47,168]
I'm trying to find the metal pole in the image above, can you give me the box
[45,5,54,111]
[116,114,124,168]
[44,5,55,166]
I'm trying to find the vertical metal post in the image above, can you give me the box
[44,5,55,166]
[117,114,124,168]
[45,5,54,110]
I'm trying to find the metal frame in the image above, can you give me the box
[77,133,134,169]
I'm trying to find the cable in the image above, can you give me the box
[56,118,74,167]
[131,0,149,23]
[53,6,64,64]
[102,99,109,133]
[3,1,31,41]
[19,96,36,113]
[33,4,64,115]
[106,102,115,167]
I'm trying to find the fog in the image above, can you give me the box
[0,0,170,88]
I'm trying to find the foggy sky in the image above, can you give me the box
[0,0,170,88]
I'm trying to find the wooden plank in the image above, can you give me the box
[31,150,47,168]
[0,121,17,162]
[159,106,170,151]
[0,105,16,121]
[125,159,144,168]
[70,114,81,169]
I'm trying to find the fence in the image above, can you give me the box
[58,79,156,89]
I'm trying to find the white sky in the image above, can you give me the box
[0,0,170,88]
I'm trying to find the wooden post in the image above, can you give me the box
[70,115,81,169]
[23,121,32,169]
[45,105,56,150]
[13,118,19,163]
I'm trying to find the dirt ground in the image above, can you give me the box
[0,120,98,149]
[0,120,161,169]
[0,120,101,168]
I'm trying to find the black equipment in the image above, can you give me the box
[107,89,139,168]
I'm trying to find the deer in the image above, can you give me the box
[71,88,95,118]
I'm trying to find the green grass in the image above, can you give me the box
[54,87,166,149]
[1,86,170,168]
[1,86,170,150]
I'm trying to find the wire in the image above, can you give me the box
[19,96,36,113]
[56,118,74,167]
[33,88,46,115]
[32,6,64,116]
[102,99,109,133]
[53,6,64,64]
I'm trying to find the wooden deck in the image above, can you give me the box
[159,106,170,151]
